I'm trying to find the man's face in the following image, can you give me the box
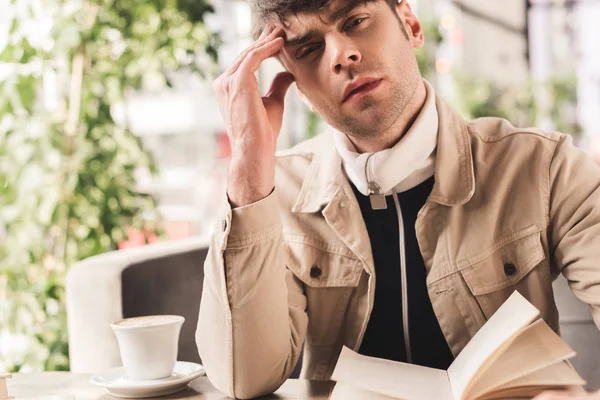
[278,0,424,140]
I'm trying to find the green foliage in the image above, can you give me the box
[454,73,580,136]
[547,75,582,136]
[0,0,217,372]
[415,19,444,81]
[453,73,539,127]
[305,110,322,139]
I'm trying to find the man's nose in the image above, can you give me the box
[329,36,362,73]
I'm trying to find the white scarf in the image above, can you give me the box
[333,80,438,196]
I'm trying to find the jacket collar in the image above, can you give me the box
[292,93,475,213]
[428,93,475,206]
[291,131,344,213]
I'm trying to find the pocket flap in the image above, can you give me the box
[284,240,363,288]
[459,229,546,295]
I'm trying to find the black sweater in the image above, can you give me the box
[352,177,454,369]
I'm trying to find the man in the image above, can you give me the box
[196,0,600,399]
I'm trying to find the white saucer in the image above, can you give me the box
[90,361,205,398]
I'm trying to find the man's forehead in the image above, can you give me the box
[280,0,375,38]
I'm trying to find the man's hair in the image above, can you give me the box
[252,0,399,39]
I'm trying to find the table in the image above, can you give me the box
[7,373,334,400]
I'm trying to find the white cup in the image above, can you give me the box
[111,315,184,381]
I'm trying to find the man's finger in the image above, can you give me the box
[227,26,282,75]
[226,26,275,75]
[266,72,296,103]
[237,36,285,75]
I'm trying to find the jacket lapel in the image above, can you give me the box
[291,132,375,275]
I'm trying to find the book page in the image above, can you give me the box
[465,319,577,399]
[331,346,453,400]
[447,291,539,400]
[493,361,586,391]
[329,381,398,400]
[479,386,574,400]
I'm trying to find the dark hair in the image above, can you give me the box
[252,0,399,39]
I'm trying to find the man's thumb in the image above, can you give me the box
[266,72,295,103]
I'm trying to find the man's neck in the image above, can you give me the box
[349,79,428,154]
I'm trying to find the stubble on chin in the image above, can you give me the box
[338,77,417,141]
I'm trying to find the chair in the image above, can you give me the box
[66,236,210,373]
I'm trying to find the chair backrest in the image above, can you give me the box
[66,236,210,374]
[553,275,600,390]
[121,247,208,364]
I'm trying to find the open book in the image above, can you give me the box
[330,291,586,400]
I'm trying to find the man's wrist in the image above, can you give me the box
[227,162,275,208]
[227,185,273,208]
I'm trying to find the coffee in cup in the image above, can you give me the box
[111,315,184,381]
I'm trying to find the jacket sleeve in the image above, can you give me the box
[195,190,309,399]
[549,134,600,328]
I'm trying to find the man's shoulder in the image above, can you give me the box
[463,117,580,196]
[466,116,565,144]
[465,117,572,171]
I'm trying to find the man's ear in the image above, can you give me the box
[296,86,315,111]
[395,0,425,49]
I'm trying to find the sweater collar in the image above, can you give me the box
[333,80,438,195]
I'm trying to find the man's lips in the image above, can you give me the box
[342,78,383,103]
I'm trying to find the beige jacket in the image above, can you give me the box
[196,95,600,399]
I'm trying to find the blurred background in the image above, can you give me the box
[0,0,599,374]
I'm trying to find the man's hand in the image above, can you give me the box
[533,391,600,399]
[212,25,296,207]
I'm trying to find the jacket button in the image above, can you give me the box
[310,265,322,278]
[504,263,517,277]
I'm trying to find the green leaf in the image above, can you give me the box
[0,44,16,62]
[16,75,37,113]
[9,18,19,35]
[19,38,37,64]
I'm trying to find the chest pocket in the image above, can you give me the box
[457,227,551,319]
[284,239,363,345]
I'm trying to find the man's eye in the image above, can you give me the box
[347,17,367,30]
[297,44,321,59]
